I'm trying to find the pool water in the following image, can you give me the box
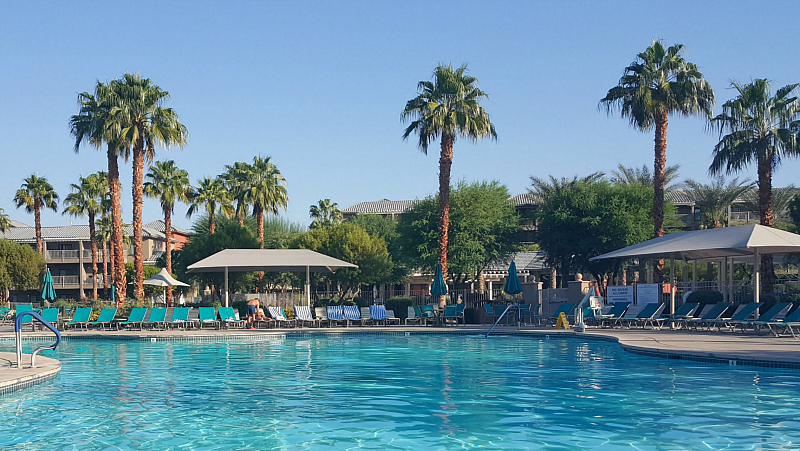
[2,335,799,450]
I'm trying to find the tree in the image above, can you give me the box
[240,156,288,247]
[295,223,393,297]
[144,160,191,304]
[402,63,497,303]
[601,41,714,245]
[710,79,800,293]
[110,73,188,300]
[789,194,800,231]
[124,263,162,299]
[13,174,59,256]
[221,161,251,227]
[63,172,108,299]
[534,180,654,295]
[396,181,519,285]
[0,239,46,303]
[0,208,10,232]
[681,176,753,228]
[309,199,342,229]
[187,177,233,234]
[348,214,409,283]
[70,81,128,303]
[610,164,681,190]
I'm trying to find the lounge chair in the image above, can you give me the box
[360,306,374,326]
[199,306,220,330]
[622,303,665,329]
[119,307,148,331]
[219,306,247,329]
[737,302,792,334]
[38,308,59,330]
[326,306,348,327]
[0,307,12,325]
[144,308,167,330]
[766,307,800,338]
[599,302,631,328]
[405,306,423,326]
[168,307,192,330]
[89,308,117,330]
[268,306,296,328]
[314,307,330,328]
[649,302,698,330]
[543,303,577,326]
[65,307,93,330]
[295,306,322,327]
[369,305,387,326]
[419,304,437,325]
[441,305,460,326]
[707,302,762,332]
[679,303,733,331]
[343,305,367,327]
[16,304,34,330]
[385,309,401,325]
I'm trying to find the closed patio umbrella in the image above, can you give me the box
[503,261,523,296]
[431,262,448,308]
[41,269,57,302]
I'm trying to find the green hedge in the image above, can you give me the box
[386,297,414,320]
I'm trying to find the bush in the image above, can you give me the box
[386,297,413,321]
[686,290,724,305]
[352,296,369,308]
[232,301,248,319]
[119,299,154,318]
[283,307,295,320]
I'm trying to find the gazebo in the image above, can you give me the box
[186,249,358,306]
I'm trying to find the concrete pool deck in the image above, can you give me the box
[2,325,799,393]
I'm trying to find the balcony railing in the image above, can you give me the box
[84,275,106,286]
[52,275,80,287]
[82,250,105,260]
[46,250,79,261]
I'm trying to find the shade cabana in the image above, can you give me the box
[186,249,358,307]
[590,224,800,304]
[144,268,190,304]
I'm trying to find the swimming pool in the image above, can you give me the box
[2,334,799,450]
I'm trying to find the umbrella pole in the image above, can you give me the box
[225,266,229,308]
[754,248,760,307]
[306,266,310,308]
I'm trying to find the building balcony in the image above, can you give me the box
[82,250,105,260]
[46,250,80,261]
[52,275,80,287]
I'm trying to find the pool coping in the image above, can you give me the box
[0,352,62,395]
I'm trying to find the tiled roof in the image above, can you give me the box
[0,223,173,242]
[9,220,30,228]
[341,199,420,215]
[665,190,695,205]
[144,220,190,236]
[485,251,549,272]
[146,250,165,264]
[510,193,539,207]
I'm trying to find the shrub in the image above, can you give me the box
[119,299,153,318]
[386,297,413,320]
[352,296,369,308]
[685,290,724,305]
[232,301,248,319]
[283,307,295,320]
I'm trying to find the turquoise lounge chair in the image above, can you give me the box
[736,302,792,333]
[766,307,800,338]
[38,308,59,330]
[419,304,436,325]
[219,306,246,329]
[622,303,666,329]
[651,302,698,330]
[65,307,93,330]
[600,302,631,328]
[144,308,167,330]
[119,307,148,331]
[89,308,117,330]
[680,303,732,331]
[168,307,191,330]
[0,307,12,325]
[544,303,577,326]
[16,304,34,329]
[441,305,457,326]
[199,307,219,329]
[708,302,762,332]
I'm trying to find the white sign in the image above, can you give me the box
[636,284,660,304]
[607,286,633,304]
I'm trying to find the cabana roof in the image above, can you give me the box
[187,249,357,273]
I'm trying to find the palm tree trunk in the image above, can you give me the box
[653,111,668,277]
[256,207,264,248]
[164,208,173,306]
[89,212,98,299]
[438,134,454,307]
[132,141,145,300]
[758,155,776,294]
[209,211,216,234]
[550,265,557,289]
[102,239,109,294]
[34,199,43,256]
[108,146,126,304]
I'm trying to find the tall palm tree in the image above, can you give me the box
[402,63,497,294]
[222,161,252,227]
[63,172,108,299]
[13,174,59,256]
[0,208,10,232]
[601,41,715,244]
[96,213,112,293]
[187,176,233,234]
[710,79,800,293]
[740,186,798,223]
[70,82,129,303]
[110,74,188,299]
[611,164,681,190]
[309,199,342,228]
[144,160,191,304]
[240,156,288,246]
[681,176,753,228]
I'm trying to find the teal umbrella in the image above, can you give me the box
[41,269,57,302]
[430,263,448,297]
[503,261,523,295]
[109,283,116,303]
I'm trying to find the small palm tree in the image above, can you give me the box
[402,63,497,293]
[309,199,342,228]
[110,73,188,300]
[601,41,715,241]
[63,172,108,299]
[681,176,753,228]
[0,208,10,232]
[221,161,252,227]
[144,160,191,304]
[710,79,800,293]
[610,164,681,190]
[240,156,288,246]
[14,174,59,256]
[187,177,233,234]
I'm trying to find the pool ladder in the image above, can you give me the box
[14,310,61,368]
[486,304,522,337]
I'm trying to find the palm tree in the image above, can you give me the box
[63,172,108,299]
[187,176,233,234]
[740,186,798,223]
[0,208,10,232]
[681,176,753,228]
[710,79,800,293]
[601,41,715,243]
[13,174,59,256]
[309,199,342,228]
[70,82,129,303]
[402,63,497,295]
[611,164,681,190]
[222,161,252,227]
[240,156,288,246]
[110,74,188,299]
[96,213,112,293]
[144,160,191,304]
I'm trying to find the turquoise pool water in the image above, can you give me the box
[2,335,799,450]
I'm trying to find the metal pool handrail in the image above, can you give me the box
[486,304,521,337]
[14,310,61,368]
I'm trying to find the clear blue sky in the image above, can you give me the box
[1,1,798,231]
